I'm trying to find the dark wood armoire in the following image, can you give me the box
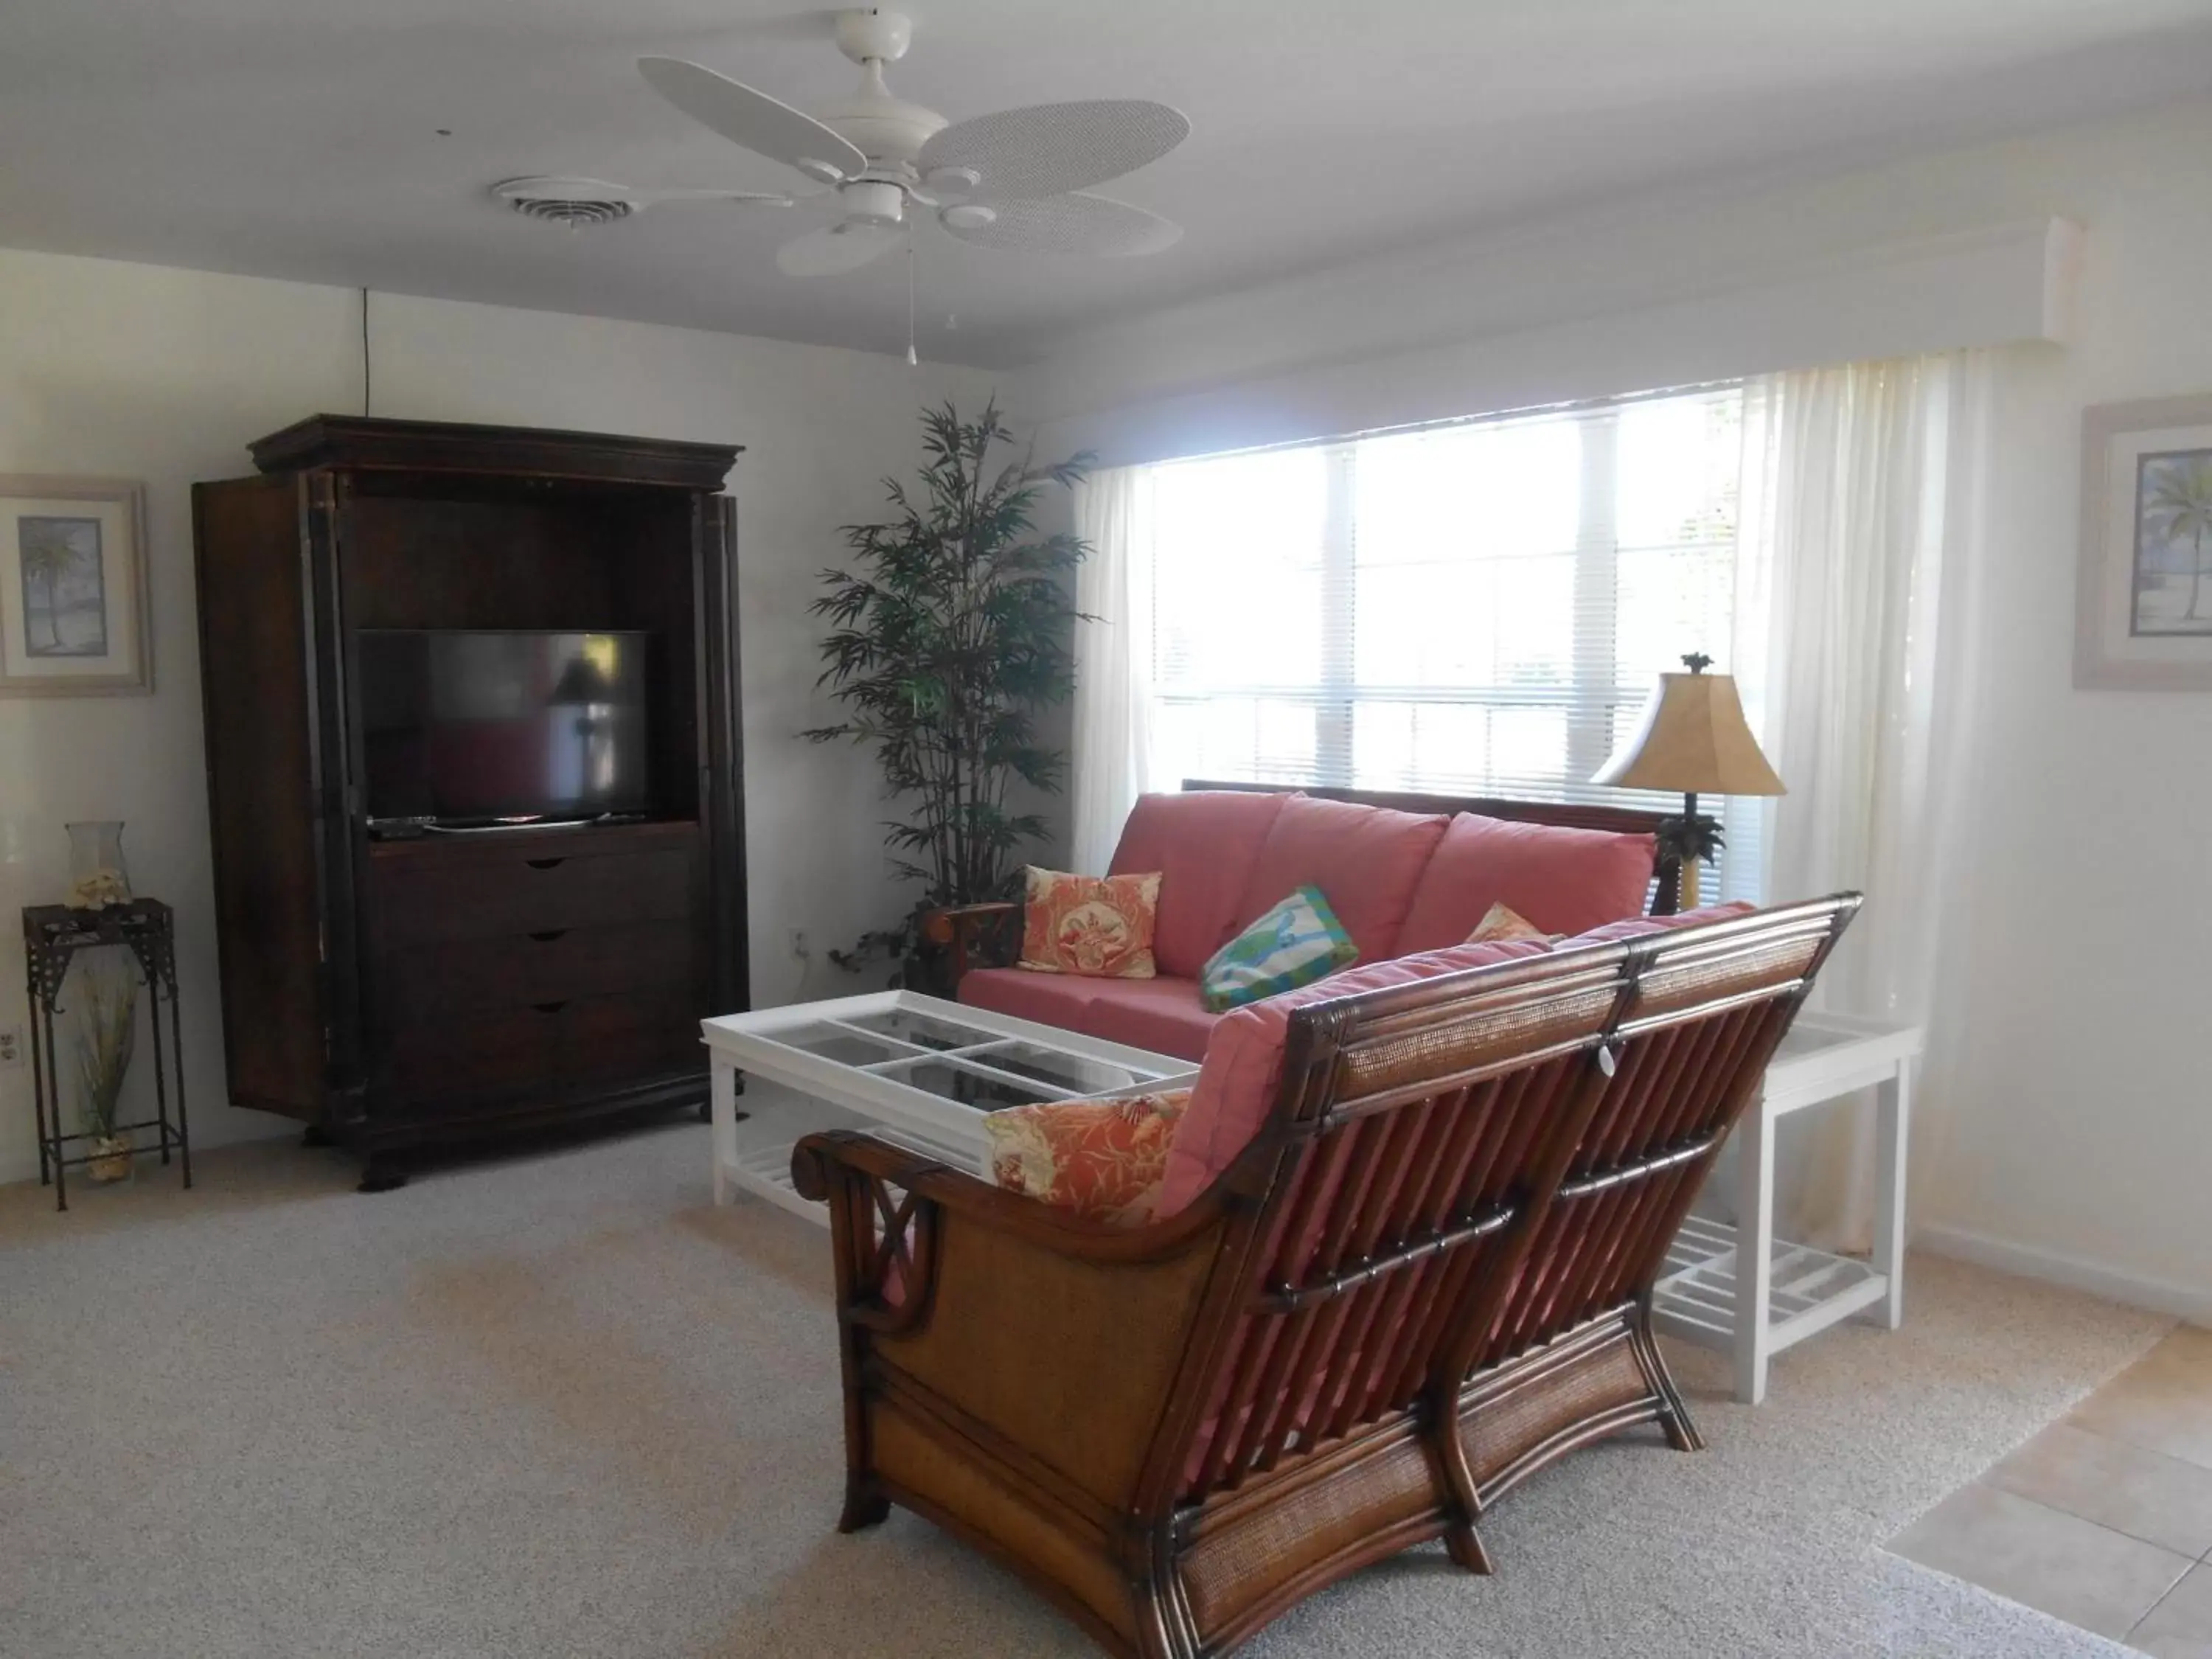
[192,416,747,1188]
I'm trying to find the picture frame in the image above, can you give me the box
[0,475,152,696]
[2077,395,2212,691]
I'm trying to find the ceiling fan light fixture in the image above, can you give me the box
[940,203,996,231]
[840,179,905,225]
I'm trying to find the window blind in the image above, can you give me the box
[1143,383,1765,902]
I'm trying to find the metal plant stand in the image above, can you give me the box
[23,898,191,1212]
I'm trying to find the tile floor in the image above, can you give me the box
[1890,1324,2212,1654]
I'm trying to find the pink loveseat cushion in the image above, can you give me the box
[1394,813,1658,956]
[1228,795,1449,966]
[1109,791,1292,978]
[1155,936,1554,1218]
[959,967,1217,1062]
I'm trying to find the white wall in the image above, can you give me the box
[1012,97,2212,1318]
[0,248,997,1183]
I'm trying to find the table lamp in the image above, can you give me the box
[1591,653,1784,908]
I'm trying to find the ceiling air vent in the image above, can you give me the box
[493,177,636,228]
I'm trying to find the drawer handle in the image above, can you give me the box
[526,857,567,871]
[531,1000,568,1015]
[528,929,568,943]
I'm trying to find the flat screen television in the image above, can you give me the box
[358,629,653,827]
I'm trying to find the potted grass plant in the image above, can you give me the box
[63,821,139,1181]
[74,959,137,1181]
[807,400,1092,987]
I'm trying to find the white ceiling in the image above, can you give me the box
[7,0,2212,369]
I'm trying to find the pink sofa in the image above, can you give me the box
[958,789,1663,1060]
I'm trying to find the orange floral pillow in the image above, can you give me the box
[1018,866,1162,978]
[984,1089,1192,1226]
[1464,901,1558,945]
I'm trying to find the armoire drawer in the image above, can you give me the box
[563,990,702,1080]
[388,1004,563,1102]
[385,921,698,1026]
[374,842,695,944]
[385,990,700,1108]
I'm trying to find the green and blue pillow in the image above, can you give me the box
[1199,886,1359,1012]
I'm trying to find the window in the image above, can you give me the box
[1143,383,1763,900]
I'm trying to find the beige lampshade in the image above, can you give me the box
[1592,670,1786,796]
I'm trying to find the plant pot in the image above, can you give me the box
[86,1133,134,1183]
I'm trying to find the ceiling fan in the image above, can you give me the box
[496,7,1189,278]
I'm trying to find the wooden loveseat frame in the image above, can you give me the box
[793,894,1857,1658]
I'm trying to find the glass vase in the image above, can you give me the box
[71,945,139,1182]
[65,821,131,911]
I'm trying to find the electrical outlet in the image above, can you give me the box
[786,928,810,960]
[0,1026,22,1069]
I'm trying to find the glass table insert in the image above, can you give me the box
[700,992,1197,1225]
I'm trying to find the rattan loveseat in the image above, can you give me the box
[792,894,1859,1658]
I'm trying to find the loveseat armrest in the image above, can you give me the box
[790,1128,1227,1276]
[919,900,1023,989]
[792,1128,1234,1512]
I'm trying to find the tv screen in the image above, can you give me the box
[358,630,653,824]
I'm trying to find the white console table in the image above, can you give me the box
[1651,1011,1923,1404]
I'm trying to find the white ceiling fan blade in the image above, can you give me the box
[939,192,1180,257]
[919,100,1188,201]
[495,176,795,211]
[639,56,868,183]
[627,187,797,206]
[777,219,904,277]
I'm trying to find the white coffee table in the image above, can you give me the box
[1650,1010,1924,1403]
[700,991,1197,1224]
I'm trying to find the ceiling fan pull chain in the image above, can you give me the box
[906,240,918,367]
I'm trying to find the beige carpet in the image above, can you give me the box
[0,1125,2173,1658]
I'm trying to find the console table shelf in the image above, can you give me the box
[22,898,192,1212]
[1649,1010,1921,1402]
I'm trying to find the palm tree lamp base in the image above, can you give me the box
[1654,794,1726,911]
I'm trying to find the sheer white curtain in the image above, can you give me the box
[1736,351,1994,1248]
[1068,465,1158,874]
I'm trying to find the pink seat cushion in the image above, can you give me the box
[1071,976,1217,1062]
[1228,795,1449,966]
[1109,791,1293,978]
[1155,936,1555,1219]
[1394,813,1658,955]
[959,969,1218,1062]
[959,965,1101,1030]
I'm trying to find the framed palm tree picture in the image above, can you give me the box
[0,476,150,695]
[2079,396,2212,690]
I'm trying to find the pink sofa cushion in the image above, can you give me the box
[1394,813,1658,955]
[959,965,1101,1031]
[1109,791,1292,978]
[959,967,1217,1063]
[1155,936,1554,1218]
[1228,795,1449,966]
[1069,976,1217,1062]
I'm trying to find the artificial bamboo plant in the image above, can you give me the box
[807,400,1093,980]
